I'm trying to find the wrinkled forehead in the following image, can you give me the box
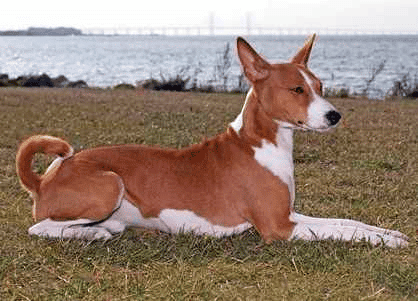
[297,66,319,81]
[269,63,321,86]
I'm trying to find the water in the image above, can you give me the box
[1,35,417,98]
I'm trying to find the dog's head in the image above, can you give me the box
[236,35,341,132]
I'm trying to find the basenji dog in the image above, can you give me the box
[16,35,408,247]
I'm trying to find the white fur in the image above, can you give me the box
[29,218,115,240]
[29,198,251,239]
[31,154,251,240]
[289,212,409,247]
[29,70,409,247]
[44,157,64,175]
[244,73,408,247]
[230,88,251,133]
[231,90,296,203]
[252,125,296,206]
[158,209,251,236]
[43,147,74,178]
[251,122,408,247]
[300,70,338,131]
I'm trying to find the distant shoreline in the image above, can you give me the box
[0,27,82,36]
[1,26,417,37]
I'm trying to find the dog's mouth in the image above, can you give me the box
[291,110,342,132]
[298,123,339,132]
[275,120,339,132]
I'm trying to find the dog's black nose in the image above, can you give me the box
[326,111,341,126]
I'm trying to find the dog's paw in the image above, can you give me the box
[368,232,409,248]
[290,222,409,248]
[99,220,126,234]
[28,219,114,240]
[69,227,113,240]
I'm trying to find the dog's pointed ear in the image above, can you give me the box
[291,34,316,66]
[236,37,270,82]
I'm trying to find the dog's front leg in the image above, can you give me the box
[289,212,409,247]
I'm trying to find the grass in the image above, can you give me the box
[0,88,417,300]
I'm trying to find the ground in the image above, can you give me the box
[0,88,417,300]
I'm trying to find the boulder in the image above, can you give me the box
[22,74,54,87]
[0,74,9,86]
[52,75,70,87]
[66,80,88,88]
[407,90,418,98]
[113,83,136,90]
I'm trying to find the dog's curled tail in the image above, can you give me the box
[16,135,74,194]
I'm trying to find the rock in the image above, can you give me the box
[113,83,136,90]
[66,80,88,88]
[22,74,54,87]
[52,75,70,88]
[0,73,89,88]
[0,74,10,86]
[4,76,29,87]
[407,90,418,98]
[138,77,189,92]
[139,79,160,90]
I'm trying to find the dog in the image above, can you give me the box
[16,35,408,247]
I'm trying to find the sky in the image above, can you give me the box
[1,0,417,34]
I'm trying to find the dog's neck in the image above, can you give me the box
[230,88,295,203]
[230,88,294,149]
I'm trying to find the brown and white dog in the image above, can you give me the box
[16,35,408,247]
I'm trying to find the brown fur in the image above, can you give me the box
[16,35,318,242]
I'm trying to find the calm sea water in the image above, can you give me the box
[1,35,417,98]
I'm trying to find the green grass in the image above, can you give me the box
[1,88,417,300]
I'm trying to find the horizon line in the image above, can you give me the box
[1,25,418,36]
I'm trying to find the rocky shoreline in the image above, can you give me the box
[0,73,235,92]
[1,72,417,98]
[0,73,88,88]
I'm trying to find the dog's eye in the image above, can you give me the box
[291,86,304,94]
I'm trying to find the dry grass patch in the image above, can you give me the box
[0,88,417,300]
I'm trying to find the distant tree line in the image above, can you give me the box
[0,27,82,36]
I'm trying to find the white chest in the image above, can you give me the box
[252,126,295,205]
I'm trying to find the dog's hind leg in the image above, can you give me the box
[31,170,128,239]
[28,218,118,240]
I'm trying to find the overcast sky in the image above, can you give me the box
[1,0,417,33]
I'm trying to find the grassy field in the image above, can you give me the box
[0,88,417,300]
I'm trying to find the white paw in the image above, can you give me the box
[361,231,409,248]
[290,222,409,248]
[66,226,113,240]
[28,219,114,240]
[99,220,126,234]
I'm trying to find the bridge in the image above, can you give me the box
[81,26,417,36]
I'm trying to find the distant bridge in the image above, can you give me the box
[81,26,417,36]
